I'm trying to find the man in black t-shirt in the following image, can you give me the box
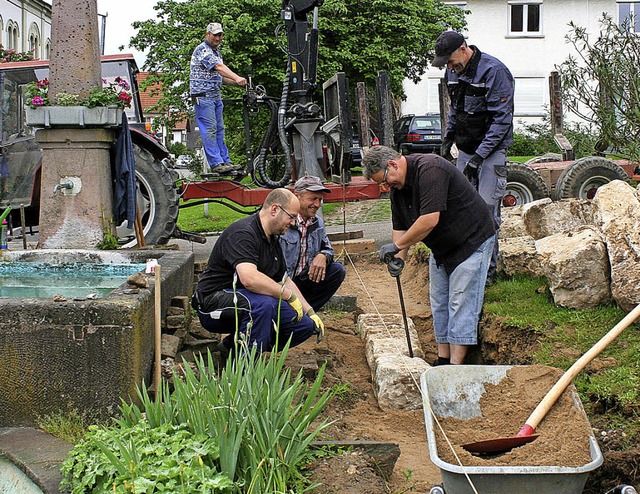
[192,188,324,356]
[362,146,495,365]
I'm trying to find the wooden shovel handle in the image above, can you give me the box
[525,302,640,432]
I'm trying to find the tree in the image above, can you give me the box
[556,14,640,162]
[129,0,465,149]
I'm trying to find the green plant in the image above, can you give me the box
[55,92,81,106]
[38,409,95,444]
[0,47,34,63]
[60,422,234,493]
[63,340,335,493]
[96,231,119,250]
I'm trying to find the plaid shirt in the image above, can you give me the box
[294,216,313,277]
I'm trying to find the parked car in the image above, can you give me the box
[351,129,379,168]
[393,114,442,155]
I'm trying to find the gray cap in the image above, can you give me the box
[206,22,224,35]
[294,175,331,193]
[432,31,465,68]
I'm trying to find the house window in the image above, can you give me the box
[514,77,546,117]
[6,21,19,50]
[508,2,542,36]
[618,2,640,32]
[28,23,40,57]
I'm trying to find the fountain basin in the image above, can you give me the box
[0,249,194,426]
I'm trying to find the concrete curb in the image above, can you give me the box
[0,427,72,494]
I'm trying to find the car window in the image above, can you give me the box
[412,117,441,131]
[394,118,410,133]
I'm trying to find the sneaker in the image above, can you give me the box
[223,163,244,172]
[432,357,451,367]
[213,163,236,174]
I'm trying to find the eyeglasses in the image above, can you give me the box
[380,166,389,186]
[277,204,297,220]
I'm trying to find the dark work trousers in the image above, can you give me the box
[293,261,346,312]
[457,149,507,279]
[194,288,317,353]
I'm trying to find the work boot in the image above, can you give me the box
[224,163,243,172]
[432,357,451,367]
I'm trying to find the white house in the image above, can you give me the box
[403,0,639,128]
[0,0,51,59]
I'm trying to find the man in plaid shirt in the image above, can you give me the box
[279,176,346,312]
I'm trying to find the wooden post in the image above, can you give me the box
[153,264,162,392]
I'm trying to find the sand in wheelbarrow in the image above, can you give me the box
[434,365,595,467]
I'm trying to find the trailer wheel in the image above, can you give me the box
[116,144,179,248]
[503,161,550,207]
[429,485,446,494]
[553,156,629,200]
[524,153,562,165]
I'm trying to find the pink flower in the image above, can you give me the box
[31,96,45,106]
[118,92,132,105]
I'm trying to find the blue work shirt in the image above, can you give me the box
[444,46,514,159]
[190,40,223,96]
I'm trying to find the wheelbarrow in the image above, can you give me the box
[420,365,603,494]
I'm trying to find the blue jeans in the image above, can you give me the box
[429,236,494,345]
[293,262,346,312]
[194,96,230,168]
[457,149,507,278]
[195,288,317,352]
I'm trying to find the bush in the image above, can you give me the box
[510,116,599,159]
[61,340,334,493]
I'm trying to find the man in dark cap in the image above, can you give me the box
[433,31,514,285]
[279,175,346,312]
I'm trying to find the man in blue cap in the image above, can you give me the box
[433,31,514,285]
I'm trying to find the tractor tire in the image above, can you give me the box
[524,153,562,165]
[503,161,550,207]
[116,144,179,248]
[553,156,629,200]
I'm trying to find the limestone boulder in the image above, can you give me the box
[498,235,544,278]
[522,198,594,240]
[593,181,640,311]
[535,226,611,309]
[500,198,551,239]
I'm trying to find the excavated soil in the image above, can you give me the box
[280,252,639,493]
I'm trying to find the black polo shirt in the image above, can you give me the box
[196,213,286,296]
[390,154,495,274]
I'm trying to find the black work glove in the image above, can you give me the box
[379,243,400,263]
[387,257,405,278]
[440,135,454,159]
[463,153,483,182]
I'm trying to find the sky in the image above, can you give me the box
[97,0,159,68]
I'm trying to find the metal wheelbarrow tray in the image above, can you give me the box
[420,365,603,494]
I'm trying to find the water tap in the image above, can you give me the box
[53,180,74,194]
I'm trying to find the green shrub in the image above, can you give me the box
[61,336,334,493]
[60,422,233,493]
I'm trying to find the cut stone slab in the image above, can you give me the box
[373,354,430,411]
[335,238,376,255]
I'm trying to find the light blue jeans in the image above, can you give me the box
[194,96,230,168]
[429,235,495,345]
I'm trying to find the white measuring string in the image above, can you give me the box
[340,246,480,494]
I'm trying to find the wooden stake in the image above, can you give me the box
[153,264,162,393]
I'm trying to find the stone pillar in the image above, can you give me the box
[36,129,116,249]
[48,0,102,102]
[38,0,116,249]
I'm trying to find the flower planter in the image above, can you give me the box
[26,106,123,128]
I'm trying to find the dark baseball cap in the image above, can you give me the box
[294,175,331,193]
[432,31,465,68]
